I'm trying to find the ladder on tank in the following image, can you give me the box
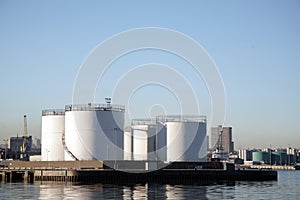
[62,132,79,161]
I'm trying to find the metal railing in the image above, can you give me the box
[156,115,206,123]
[65,103,125,112]
[42,109,65,116]
[131,118,156,126]
[131,115,207,125]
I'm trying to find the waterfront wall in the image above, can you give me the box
[0,161,277,184]
[6,160,103,169]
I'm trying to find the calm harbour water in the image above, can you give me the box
[0,171,299,199]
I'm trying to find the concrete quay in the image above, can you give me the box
[0,160,103,183]
[0,161,278,184]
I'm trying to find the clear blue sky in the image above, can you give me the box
[0,1,299,149]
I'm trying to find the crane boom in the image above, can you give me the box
[212,125,223,151]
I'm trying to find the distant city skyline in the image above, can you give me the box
[0,1,300,149]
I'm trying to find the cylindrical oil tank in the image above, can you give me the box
[132,119,156,161]
[156,121,167,161]
[41,109,65,161]
[132,124,148,160]
[147,124,157,161]
[124,128,132,160]
[64,104,125,161]
[157,116,207,162]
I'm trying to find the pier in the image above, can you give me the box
[0,161,277,184]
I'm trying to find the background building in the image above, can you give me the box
[32,137,41,149]
[238,149,253,161]
[9,135,32,159]
[10,136,32,153]
[210,126,234,153]
[286,147,297,165]
[252,151,270,164]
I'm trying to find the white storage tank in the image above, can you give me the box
[41,109,65,161]
[156,121,167,161]
[157,116,207,162]
[147,124,157,161]
[123,127,132,160]
[132,120,156,161]
[64,103,125,161]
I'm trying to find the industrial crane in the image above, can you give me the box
[211,125,229,161]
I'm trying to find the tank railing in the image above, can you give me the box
[131,118,157,126]
[65,104,125,112]
[131,115,207,125]
[42,109,65,116]
[156,115,207,123]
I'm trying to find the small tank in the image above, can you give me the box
[41,109,65,161]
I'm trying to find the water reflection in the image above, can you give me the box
[0,171,299,200]
[121,183,208,199]
[38,182,208,199]
[131,184,148,199]
[165,184,207,200]
[122,184,158,199]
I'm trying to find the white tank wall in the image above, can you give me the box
[132,125,148,160]
[41,115,65,161]
[156,122,167,161]
[132,124,157,161]
[147,125,157,161]
[64,109,124,161]
[124,131,132,160]
[166,121,206,162]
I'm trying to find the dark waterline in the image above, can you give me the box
[0,171,299,199]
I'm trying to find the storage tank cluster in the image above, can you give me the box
[42,102,207,163]
[125,116,207,162]
[41,103,125,161]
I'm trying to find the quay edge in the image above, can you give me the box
[0,161,277,184]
